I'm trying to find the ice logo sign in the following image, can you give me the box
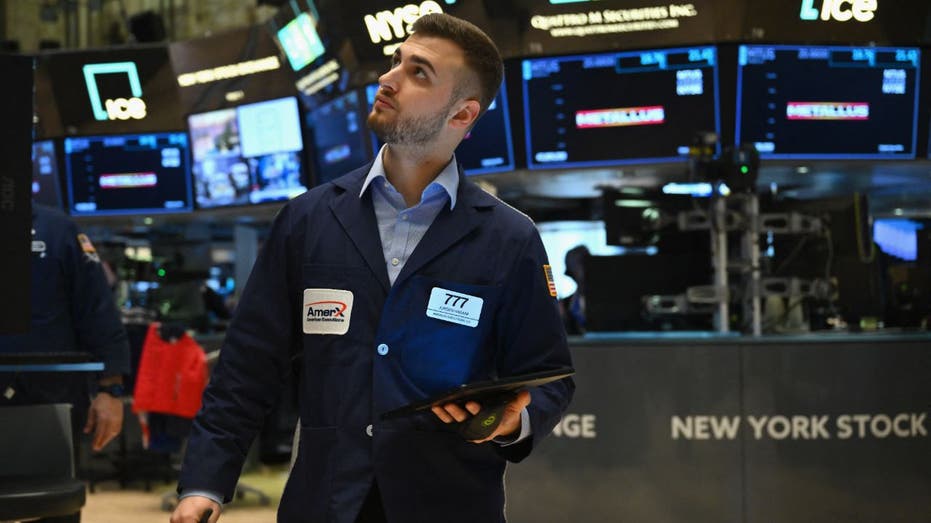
[82,61,148,121]
[799,0,877,22]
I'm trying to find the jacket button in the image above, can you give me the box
[366,424,373,437]
[377,344,389,356]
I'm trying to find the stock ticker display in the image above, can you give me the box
[521,46,720,169]
[64,133,193,216]
[736,45,921,159]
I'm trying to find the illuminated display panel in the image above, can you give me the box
[32,140,63,209]
[522,46,720,169]
[306,89,373,185]
[874,219,922,262]
[189,97,306,209]
[365,79,516,175]
[43,45,184,135]
[453,82,516,175]
[277,12,326,72]
[736,45,921,159]
[64,133,193,216]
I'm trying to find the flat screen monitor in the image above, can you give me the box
[189,96,306,208]
[32,139,63,209]
[736,45,921,159]
[306,89,373,185]
[63,132,193,216]
[521,46,720,169]
[365,80,516,175]
[454,82,515,175]
[276,11,326,72]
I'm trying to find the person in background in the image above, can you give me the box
[0,203,131,523]
[561,245,591,335]
[172,13,574,523]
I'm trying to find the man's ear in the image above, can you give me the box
[449,99,481,130]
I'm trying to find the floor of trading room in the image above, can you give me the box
[81,467,285,523]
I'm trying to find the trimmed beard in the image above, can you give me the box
[368,94,457,146]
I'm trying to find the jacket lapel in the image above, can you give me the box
[393,169,498,287]
[329,166,392,293]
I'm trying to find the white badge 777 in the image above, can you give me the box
[426,287,484,328]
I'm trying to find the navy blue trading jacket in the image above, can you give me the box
[0,204,130,408]
[179,163,575,522]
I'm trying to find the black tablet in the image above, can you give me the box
[381,367,575,420]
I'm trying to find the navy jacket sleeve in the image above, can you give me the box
[65,220,130,377]
[493,228,575,462]
[178,205,299,502]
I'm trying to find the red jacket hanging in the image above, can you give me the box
[132,323,208,419]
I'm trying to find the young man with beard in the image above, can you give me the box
[171,13,573,523]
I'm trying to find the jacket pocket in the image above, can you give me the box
[399,275,502,394]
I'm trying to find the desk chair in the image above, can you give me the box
[0,404,86,521]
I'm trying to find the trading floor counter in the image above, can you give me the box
[504,331,931,523]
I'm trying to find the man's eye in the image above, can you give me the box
[414,67,427,78]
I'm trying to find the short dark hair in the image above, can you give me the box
[411,13,503,119]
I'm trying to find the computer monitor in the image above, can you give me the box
[453,82,516,175]
[306,89,373,185]
[32,139,63,209]
[63,132,193,216]
[365,79,517,175]
[276,11,325,72]
[736,45,921,159]
[189,96,306,208]
[521,46,720,169]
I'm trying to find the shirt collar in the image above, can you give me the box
[359,145,459,209]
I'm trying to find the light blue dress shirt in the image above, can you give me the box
[359,146,460,286]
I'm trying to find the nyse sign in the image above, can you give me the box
[799,0,878,22]
[363,1,445,56]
